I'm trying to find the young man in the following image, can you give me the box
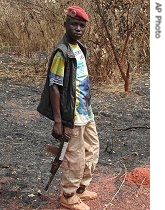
[38,6,99,210]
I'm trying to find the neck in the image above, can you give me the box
[66,34,78,44]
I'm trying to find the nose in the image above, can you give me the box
[76,24,81,31]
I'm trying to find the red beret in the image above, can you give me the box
[67,6,89,22]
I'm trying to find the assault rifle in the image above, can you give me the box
[44,134,70,191]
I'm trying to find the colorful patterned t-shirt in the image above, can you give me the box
[49,44,94,125]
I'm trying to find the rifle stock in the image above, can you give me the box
[46,144,59,155]
[45,134,70,191]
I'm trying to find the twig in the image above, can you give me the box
[105,169,123,182]
[103,164,127,210]
[1,64,9,71]
[113,125,150,131]
[135,178,146,197]
[121,152,139,160]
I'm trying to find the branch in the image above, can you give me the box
[113,125,150,131]
[103,164,127,209]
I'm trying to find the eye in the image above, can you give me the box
[70,22,75,26]
[80,23,86,28]
[70,20,86,28]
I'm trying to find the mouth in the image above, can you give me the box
[74,33,82,37]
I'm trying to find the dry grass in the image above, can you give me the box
[0,0,150,90]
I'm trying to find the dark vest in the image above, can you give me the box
[37,34,87,128]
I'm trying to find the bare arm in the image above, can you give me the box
[49,85,64,138]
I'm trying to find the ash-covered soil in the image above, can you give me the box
[0,55,150,209]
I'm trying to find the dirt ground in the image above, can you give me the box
[0,53,150,210]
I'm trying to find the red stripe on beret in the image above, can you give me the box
[67,6,89,22]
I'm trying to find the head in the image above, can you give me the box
[64,6,89,43]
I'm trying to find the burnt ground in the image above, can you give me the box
[0,54,150,210]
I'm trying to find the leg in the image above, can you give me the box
[61,126,85,195]
[80,120,99,187]
[76,121,99,201]
[60,126,91,209]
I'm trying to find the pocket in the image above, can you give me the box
[65,126,80,137]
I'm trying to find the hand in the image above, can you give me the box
[51,122,64,139]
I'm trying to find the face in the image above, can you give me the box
[65,16,87,43]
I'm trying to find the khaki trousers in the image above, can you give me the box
[61,120,99,195]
